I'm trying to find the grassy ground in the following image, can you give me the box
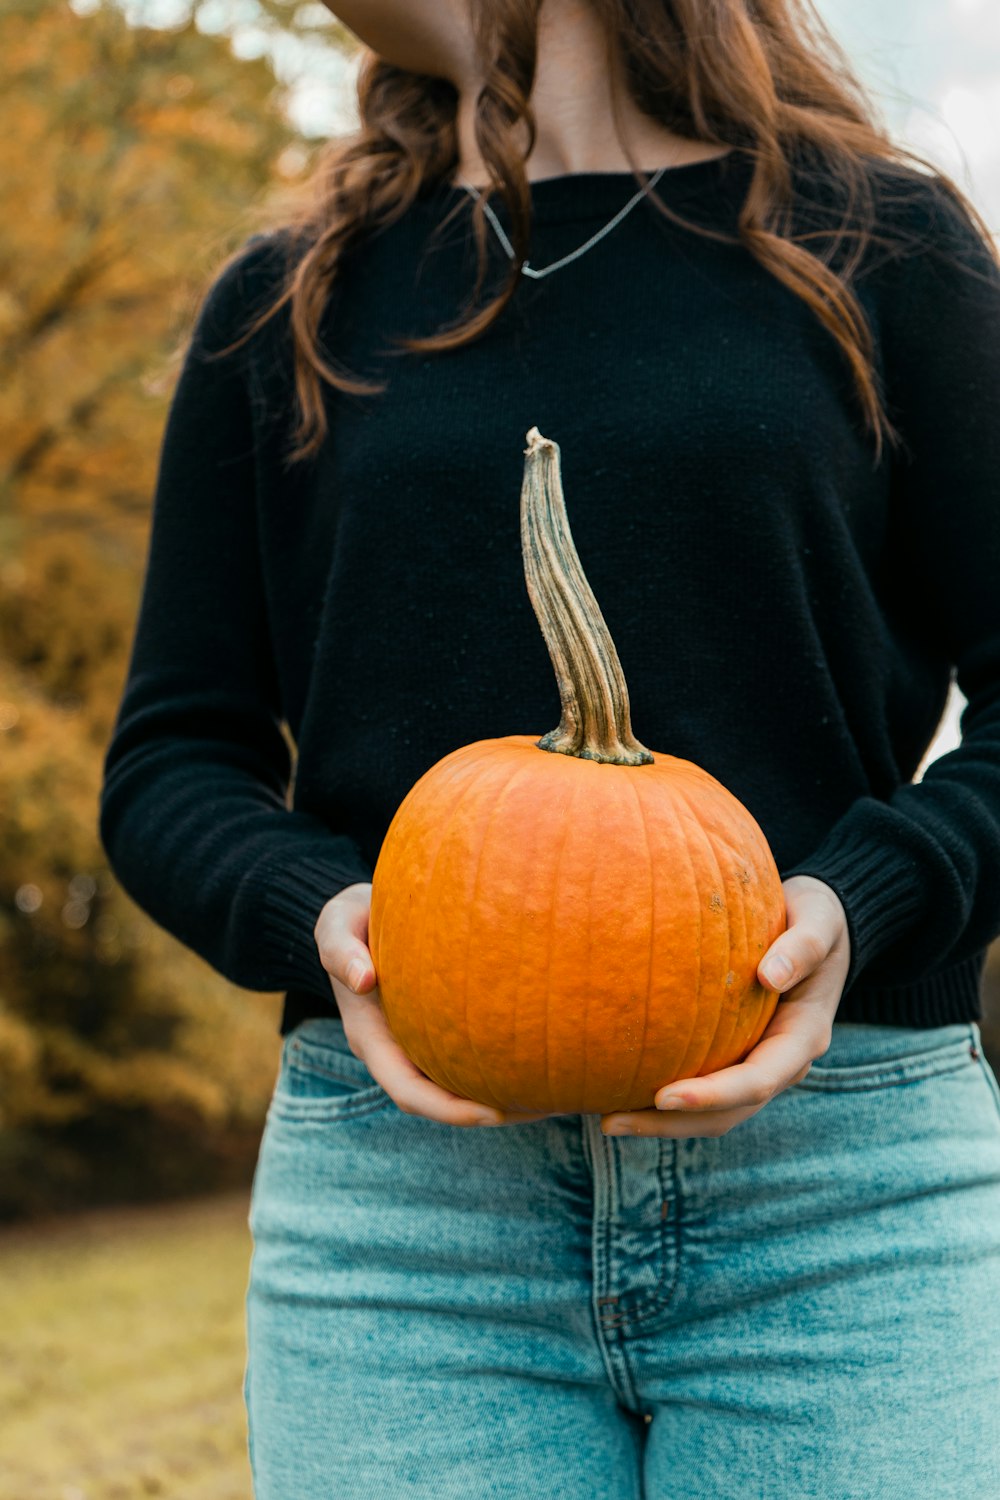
[0,1191,254,1500]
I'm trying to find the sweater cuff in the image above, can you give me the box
[780,829,927,993]
[247,844,374,1000]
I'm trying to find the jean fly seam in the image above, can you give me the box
[614,1137,683,1334]
[588,1120,646,1413]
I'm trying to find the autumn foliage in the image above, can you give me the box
[0,0,330,1218]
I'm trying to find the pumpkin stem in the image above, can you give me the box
[520,426,654,766]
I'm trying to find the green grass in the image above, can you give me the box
[0,1191,254,1500]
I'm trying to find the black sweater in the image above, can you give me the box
[98,146,1000,1038]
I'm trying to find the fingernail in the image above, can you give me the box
[346,959,369,991]
[656,1093,687,1110]
[761,954,793,987]
[602,1122,628,1135]
[475,1112,502,1126]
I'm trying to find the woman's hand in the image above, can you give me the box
[599,875,851,1138]
[314,882,559,1128]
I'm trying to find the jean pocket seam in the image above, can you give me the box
[286,1051,375,1088]
[267,1087,395,1124]
[793,1045,975,1093]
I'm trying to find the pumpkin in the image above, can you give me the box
[368,427,786,1114]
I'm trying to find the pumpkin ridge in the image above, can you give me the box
[458,757,538,1110]
[744,817,786,1047]
[678,774,730,1074]
[702,795,779,1067]
[542,772,584,1113]
[728,813,761,1065]
[672,780,736,1073]
[581,805,597,1109]
[368,803,401,979]
[621,768,655,1108]
[510,771,547,1107]
[688,785,741,1075]
[669,784,711,1080]
[729,816,757,1064]
[407,764,488,1100]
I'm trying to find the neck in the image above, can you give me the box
[453,0,726,186]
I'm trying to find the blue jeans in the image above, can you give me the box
[244,1016,1000,1498]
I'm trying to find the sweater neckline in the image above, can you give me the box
[426,147,751,226]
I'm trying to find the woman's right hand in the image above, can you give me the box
[314,883,560,1128]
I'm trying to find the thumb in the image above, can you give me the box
[314,902,376,993]
[313,882,374,990]
[757,913,837,993]
[757,876,846,993]
[338,945,376,994]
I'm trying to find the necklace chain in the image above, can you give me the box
[458,165,668,280]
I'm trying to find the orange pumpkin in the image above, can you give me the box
[368,427,786,1114]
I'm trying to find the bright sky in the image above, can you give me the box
[105,0,1000,228]
[282,0,1000,231]
[819,0,1000,226]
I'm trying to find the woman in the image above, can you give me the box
[98,0,1000,1493]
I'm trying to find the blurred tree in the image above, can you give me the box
[0,0,312,586]
[0,0,339,1218]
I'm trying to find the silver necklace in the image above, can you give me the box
[458,164,667,280]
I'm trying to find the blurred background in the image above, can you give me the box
[1,1,998,1495]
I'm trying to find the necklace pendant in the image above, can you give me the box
[461,164,668,282]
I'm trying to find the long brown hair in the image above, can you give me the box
[209,0,998,469]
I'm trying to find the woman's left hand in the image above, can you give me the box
[600,875,851,1138]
